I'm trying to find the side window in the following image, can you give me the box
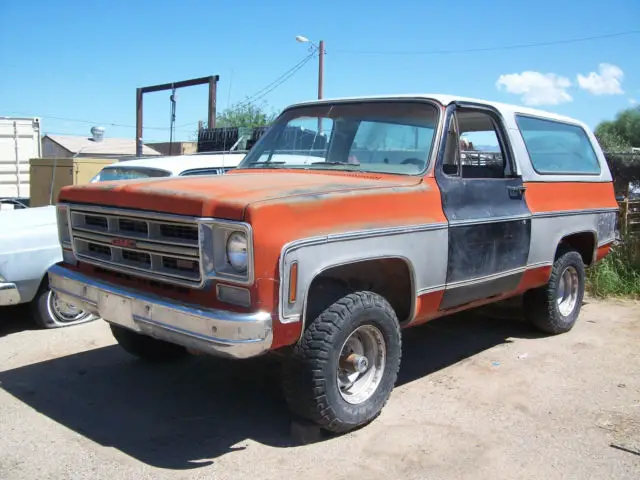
[441,109,511,179]
[456,110,509,179]
[515,115,601,175]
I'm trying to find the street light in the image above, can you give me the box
[296,35,324,100]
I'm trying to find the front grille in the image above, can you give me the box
[160,223,198,241]
[69,207,202,285]
[119,218,148,235]
[85,215,108,230]
[162,257,199,273]
[122,249,151,268]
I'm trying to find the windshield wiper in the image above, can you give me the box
[246,161,287,168]
[310,161,360,168]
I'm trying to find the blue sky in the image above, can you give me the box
[1,0,638,143]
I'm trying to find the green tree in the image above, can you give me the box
[595,106,640,151]
[213,100,277,129]
[596,121,633,152]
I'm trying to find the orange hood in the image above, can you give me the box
[58,170,422,220]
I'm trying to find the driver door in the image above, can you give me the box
[435,102,532,310]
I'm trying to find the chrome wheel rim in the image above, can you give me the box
[337,325,386,405]
[557,266,580,317]
[48,290,89,323]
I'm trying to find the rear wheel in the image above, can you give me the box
[282,291,401,433]
[523,249,585,334]
[110,324,188,362]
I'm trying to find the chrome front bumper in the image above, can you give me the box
[0,282,21,306]
[47,264,273,359]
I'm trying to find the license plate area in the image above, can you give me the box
[98,291,135,329]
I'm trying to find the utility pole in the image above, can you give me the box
[318,40,324,100]
[296,35,325,101]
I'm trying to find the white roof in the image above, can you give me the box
[45,134,161,156]
[100,152,247,176]
[287,93,589,129]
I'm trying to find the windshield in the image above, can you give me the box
[237,101,439,175]
[90,167,171,183]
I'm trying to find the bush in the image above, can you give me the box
[587,236,640,298]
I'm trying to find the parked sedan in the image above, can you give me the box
[0,205,96,328]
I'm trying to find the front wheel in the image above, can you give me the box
[523,249,586,334]
[282,291,402,434]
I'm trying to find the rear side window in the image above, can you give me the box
[515,115,601,175]
[91,167,170,183]
[180,167,236,176]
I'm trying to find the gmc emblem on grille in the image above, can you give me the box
[112,238,136,248]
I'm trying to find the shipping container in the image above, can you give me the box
[0,117,42,202]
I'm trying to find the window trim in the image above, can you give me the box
[439,102,517,181]
[514,113,602,176]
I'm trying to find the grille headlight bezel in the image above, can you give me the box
[199,220,254,285]
[56,205,72,249]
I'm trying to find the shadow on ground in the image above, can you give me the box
[0,305,36,337]
[0,305,544,470]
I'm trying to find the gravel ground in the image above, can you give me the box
[0,297,638,480]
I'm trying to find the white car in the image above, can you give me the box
[0,152,245,328]
[0,205,97,328]
[90,152,246,182]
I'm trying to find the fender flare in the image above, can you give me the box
[295,254,417,340]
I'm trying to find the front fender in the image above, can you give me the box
[278,223,449,328]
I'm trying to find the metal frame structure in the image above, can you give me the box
[135,75,219,157]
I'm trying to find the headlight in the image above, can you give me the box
[226,231,248,273]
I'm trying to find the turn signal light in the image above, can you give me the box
[288,262,298,304]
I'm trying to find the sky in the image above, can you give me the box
[1,0,639,144]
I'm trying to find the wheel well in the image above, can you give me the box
[304,258,414,326]
[558,232,596,266]
[37,272,50,291]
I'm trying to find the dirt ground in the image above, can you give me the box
[0,296,638,480]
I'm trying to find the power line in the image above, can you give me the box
[10,53,317,133]
[4,111,192,131]
[231,52,316,109]
[333,29,640,55]
[245,53,315,102]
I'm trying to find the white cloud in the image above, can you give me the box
[577,63,624,95]
[496,71,572,106]
[629,98,637,105]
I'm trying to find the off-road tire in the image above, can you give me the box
[110,324,188,362]
[282,291,402,434]
[523,249,586,335]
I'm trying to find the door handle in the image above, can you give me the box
[507,185,526,197]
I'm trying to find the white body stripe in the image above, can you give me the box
[527,210,617,266]
[279,225,449,323]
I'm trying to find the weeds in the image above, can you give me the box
[587,236,640,298]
